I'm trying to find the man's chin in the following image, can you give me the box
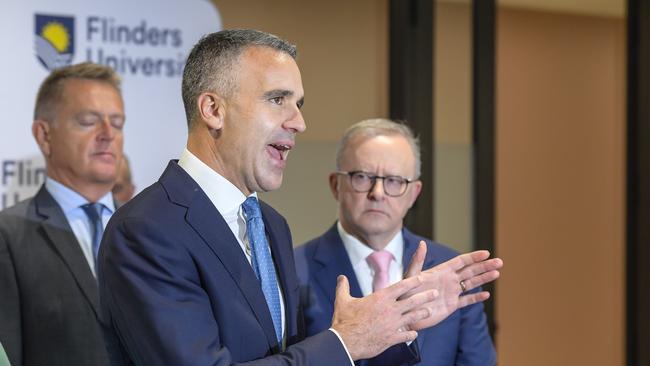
[89,170,118,186]
[358,217,395,232]
[362,210,390,220]
[257,174,283,193]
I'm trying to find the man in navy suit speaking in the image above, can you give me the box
[295,119,497,366]
[98,30,502,365]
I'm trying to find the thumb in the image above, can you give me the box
[335,275,351,301]
[404,241,427,279]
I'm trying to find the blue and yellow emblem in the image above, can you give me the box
[34,14,75,70]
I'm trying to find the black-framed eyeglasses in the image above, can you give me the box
[336,171,413,197]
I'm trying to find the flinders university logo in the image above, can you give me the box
[34,14,75,70]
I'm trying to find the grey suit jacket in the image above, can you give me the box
[0,186,109,366]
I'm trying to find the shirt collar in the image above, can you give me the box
[337,221,404,267]
[45,177,115,214]
[178,148,256,218]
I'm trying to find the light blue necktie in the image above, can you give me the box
[242,197,283,344]
[81,202,103,266]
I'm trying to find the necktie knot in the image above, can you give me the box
[367,250,394,292]
[81,202,103,222]
[242,196,263,221]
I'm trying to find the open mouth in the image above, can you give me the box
[269,143,291,161]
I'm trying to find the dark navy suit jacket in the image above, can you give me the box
[294,224,496,366]
[98,161,349,365]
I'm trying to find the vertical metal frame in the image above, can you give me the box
[389,0,434,240]
[472,0,497,338]
[627,0,650,364]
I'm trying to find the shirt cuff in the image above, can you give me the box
[328,328,354,365]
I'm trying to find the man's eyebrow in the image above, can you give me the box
[263,89,293,99]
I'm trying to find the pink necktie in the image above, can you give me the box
[366,250,394,292]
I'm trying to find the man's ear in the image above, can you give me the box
[32,119,51,156]
[197,92,225,131]
[328,173,340,201]
[407,180,423,208]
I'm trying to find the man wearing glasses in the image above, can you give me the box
[294,118,496,366]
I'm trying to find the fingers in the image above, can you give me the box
[397,298,440,332]
[391,307,430,342]
[387,329,419,346]
[458,291,491,308]
[404,241,427,279]
[458,268,501,292]
[396,288,439,314]
[454,257,502,293]
[446,250,491,271]
[399,242,427,300]
[382,273,423,299]
[458,257,503,279]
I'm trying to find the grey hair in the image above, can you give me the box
[335,118,421,179]
[181,29,297,127]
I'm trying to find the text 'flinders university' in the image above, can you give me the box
[85,17,185,77]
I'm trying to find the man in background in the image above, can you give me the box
[0,62,125,366]
[295,118,496,365]
[98,30,502,365]
[112,155,135,207]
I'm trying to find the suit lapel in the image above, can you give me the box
[313,225,363,306]
[34,187,100,316]
[161,162,279,349]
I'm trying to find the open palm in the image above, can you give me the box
[402,242,503,331]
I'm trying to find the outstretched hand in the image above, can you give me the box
[330,274,437,361]
[402,242,503,331]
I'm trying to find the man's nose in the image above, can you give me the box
[98,118,116,140]
[367,178,385,200]
[285,107,306,134]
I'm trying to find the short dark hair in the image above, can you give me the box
[181,29,297,127]
[34,62,121,121]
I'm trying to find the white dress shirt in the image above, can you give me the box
[177,149,286,341]
[45,177,115,278]
[338,221,404,296]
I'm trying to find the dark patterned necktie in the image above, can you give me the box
[81,202,103,266]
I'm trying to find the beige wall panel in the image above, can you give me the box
[435,1,472,145]
[434,1,473,253]
[496,8,625,366]
[212,0,389,142]
[498,0,625,18]
[261,142,339,245]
